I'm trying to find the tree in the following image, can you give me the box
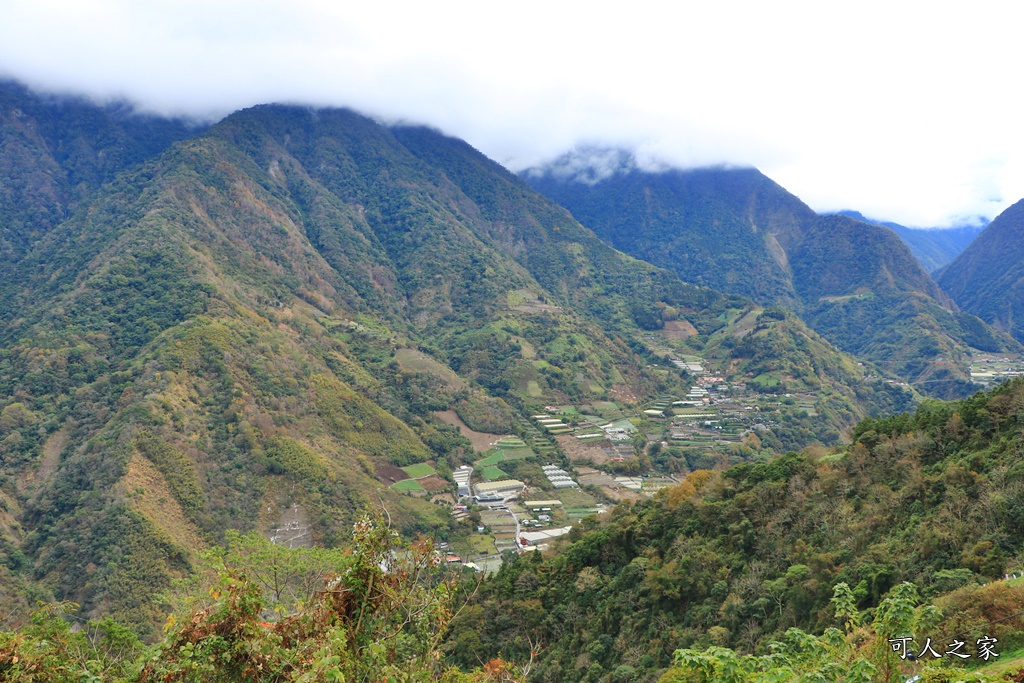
[1,514,516,683]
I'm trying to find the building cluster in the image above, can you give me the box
[474,479,525,502]
[532,413,571,434]
[671,358,704,374]
[453,465,472,499]
[676,385,709,406]
[542,465,579,489]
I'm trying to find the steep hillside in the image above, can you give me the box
[0,98,909,629]
[0,80,197,264]
[449,379,1024,682]
[525,155,1021,397]
[526,161,809,307]
[838,210,985,273]
[938,199,1024,343]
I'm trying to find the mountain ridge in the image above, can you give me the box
[835,209,986,273]
[523,152,1021,397]
[937,198,1024,343]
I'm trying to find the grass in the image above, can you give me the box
[466,534,497,555]
[401,462,436,478]
[476,445,535,467]
[751,372,781,388]
[476,451,506,466]
[393,348,466,389]
[557,488,596,508]
[963,644,1024,677]
[481,466,509,480]
[391,479,425,492]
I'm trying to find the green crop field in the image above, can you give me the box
[476,451,505,466]
[401,462,436,478]
[391,479,425,492]
[476,444,534,466]
[481,466,509,480]
[557,489,596,508]
[466,534,497,555]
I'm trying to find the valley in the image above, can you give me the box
[3,79,1024,682]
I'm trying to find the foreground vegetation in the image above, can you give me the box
[8,379,1024,681]
[0,515,516,683]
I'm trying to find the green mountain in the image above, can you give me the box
[525,159,808,307]
[0,80,198,265]
[448,378,1024,682]
[0,89,916,629]
[937,199,1024,344]
[525,154,1020,397]
[836,210,985,274]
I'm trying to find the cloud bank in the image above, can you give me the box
[2,0,1022,226]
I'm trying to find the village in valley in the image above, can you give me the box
[271,317,1024,572]
[378,340,832,573]
[348,287,1024,574]
[351,293,1024,574]
[969,353,1024,386]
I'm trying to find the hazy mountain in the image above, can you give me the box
[937,199,1024,343]
[524,153,1020,396]
[526,161,809,307]
[836,210,985,273]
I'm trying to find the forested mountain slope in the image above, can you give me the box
[837,210,985,273]
[0,80,197,265]
[525,155,1020,397]
[0,95,913,630]
[449,378,1024,682]
[938,199,1024,344]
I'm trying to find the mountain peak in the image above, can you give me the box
[519,146,752,185]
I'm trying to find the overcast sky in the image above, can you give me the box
[1,0,1021,227]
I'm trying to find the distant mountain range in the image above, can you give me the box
[524,151,1020,396]
[834,210,986,274]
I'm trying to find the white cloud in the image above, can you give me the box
[1,0,1023,226]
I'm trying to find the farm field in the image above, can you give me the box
[480,465,508,480]
[394,348,467,389]
[434,410,510,452]
[401,462,436,478]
